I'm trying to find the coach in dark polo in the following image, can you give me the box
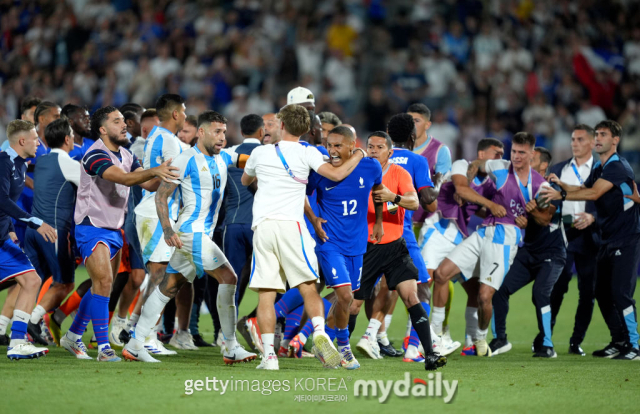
[547,124,599,356]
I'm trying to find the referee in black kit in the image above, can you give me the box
[542,120,640,360]
[547,124,599,356]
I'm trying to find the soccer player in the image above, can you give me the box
[120,102,145,144]
[541,120,640,360]
[261,113,280,145]
[224,114,264,306]
[122,110,256,364]
[305,125,384,369]
[421,138,505,355]
[241,104,365,370]
[132,94,194,349]
[350,131,447,371]
[434,132,546,356]
[318,112,342,143]
[59,106,178,362]
[62,104,94,161]
[384,114,438,362]
[491,147,565,358]
[24,119,81,344]
[1,120,57,359]
[548,125,598,356]
[178,115,199,147]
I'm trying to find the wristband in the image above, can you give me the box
[560,190,567,201]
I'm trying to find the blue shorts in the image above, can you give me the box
[75,224,123,264]
[125,216,144,270]
[406,235,431,284]
[24,227,75,284]
[0,239,35,283]
[317,251,363,291]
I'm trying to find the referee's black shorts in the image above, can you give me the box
[354,237,419,301]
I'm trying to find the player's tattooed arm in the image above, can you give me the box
[452,174,506,218]
[155,181,183,248]
[371,184,385,244]
[467,160,486,180]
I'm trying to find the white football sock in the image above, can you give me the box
[9,310,30,346]
[127,313,139,330]
[405,344,420,359]
[30,305,47,324]
[311,317,326,334]
[298,333,308,345]
[384,314,393,332]
[0,315,10,335]
[377,331,390,346]
[475,328,488,341]
[465,307,478,347]
[217,284,238,350]
[280,339,290,349]
[364,318,381,340]
[131,287,170,351]
[66,331,82,342]
[431,306,446,335]
[114,315,126,324]
[405,317,412,337]
[262,333,275,355]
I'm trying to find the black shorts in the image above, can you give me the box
[354,238,419,301]
[24,226,75,284]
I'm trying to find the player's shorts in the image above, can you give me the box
[74,224,123,265]
[166,232,228,283]
[418,218,464,270]
[249,219,319,293]
[317,251,363,291]
[355,237,419,301]
[24,226,75,284]
[125,214,144,270]
[0,238,35,283]
[136,216,174,266]
[447,225,520,291]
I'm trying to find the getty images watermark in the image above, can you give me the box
[184,372,458,404]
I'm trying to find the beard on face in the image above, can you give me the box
[107,129,130,147]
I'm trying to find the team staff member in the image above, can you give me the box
[491,147,565,358]
[548,125,599,356]
[24,119,81,345]
[542,120,640,360]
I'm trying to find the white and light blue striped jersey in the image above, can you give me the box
[171,146,237,236]
[134,126,183,220]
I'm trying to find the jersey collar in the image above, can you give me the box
[5,146,20,162]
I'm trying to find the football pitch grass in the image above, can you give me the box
[1,267,639,414]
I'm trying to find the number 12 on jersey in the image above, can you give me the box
[342,200,357,216]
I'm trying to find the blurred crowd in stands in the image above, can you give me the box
[1,0,640,168]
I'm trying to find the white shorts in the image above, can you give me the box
[418,220,462,270]
[447,225,519,291]
[249,220,319,293]
[167,232,228,283]
[136,216,174,265]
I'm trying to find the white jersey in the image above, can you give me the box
[134,126,183,220]
[244,141,325,230]
[171,146,237,236]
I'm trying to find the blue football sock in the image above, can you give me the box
[69,291,93,336]
[90,294,111,350]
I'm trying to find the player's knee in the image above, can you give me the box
[349,299,362,315]
[433,268,448,285]
[477,287,493,307]
[20,271,41,291]
[337,289,353,306]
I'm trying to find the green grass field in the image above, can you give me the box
[1,267,639,414]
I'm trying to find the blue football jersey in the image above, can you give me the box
[299,141,329,238]
[306,158,382,255]
[389,147,433,232]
